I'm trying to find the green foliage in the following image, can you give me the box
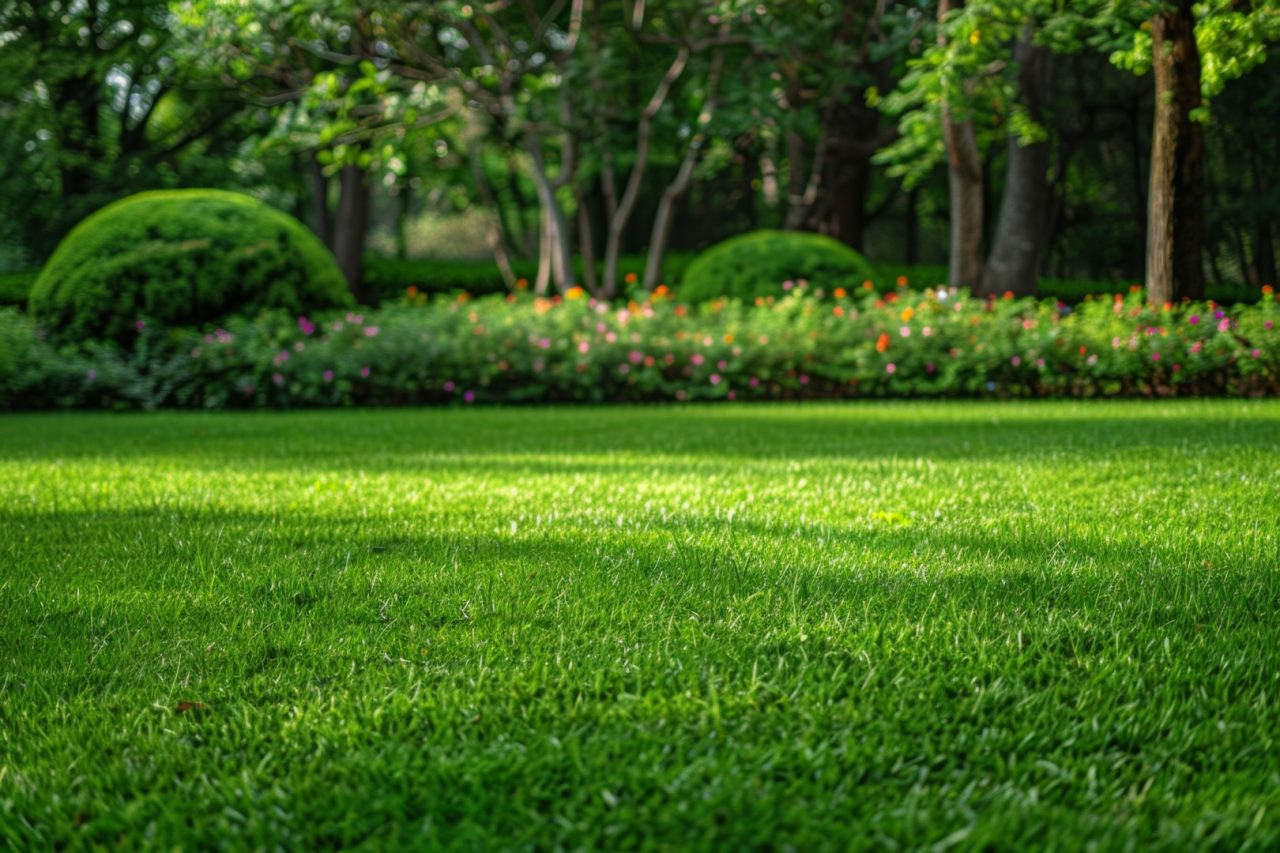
[29,190,352,344]
[0,271,36,309]
[5,287,1278,410]
[680,231,878,303]
[363,253,698,301]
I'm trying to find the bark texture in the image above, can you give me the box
[1146,0,1205,304]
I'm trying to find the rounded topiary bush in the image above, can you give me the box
[31,189,352,343]
[679,230,877,303]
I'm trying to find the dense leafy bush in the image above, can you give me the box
[3,285,1277,410]
[681,230,878,303]
[0,270,35,308]
[363,252,696,302]
[30,189,352,344]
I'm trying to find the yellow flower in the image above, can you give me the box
[969,30,981,45]
[565,286,586,300]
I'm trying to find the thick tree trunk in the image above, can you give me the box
[1146,0,1205,304]
[981,37,1052,297]
[940,0,984,288]
[333,163,370,302]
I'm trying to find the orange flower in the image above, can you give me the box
[863,280,874,290]
[896,275,908,287]
[723,333,734,344]
[565,286,586,300]
[406,285,419,297]
[653,284,669,297]
[1263,284,1274,295]
[834,287,847,299]
[876,332,890,353]
[624,272,638,285]
[674,305,687,316]
[1002,290,1014,300]
[900,307,914,322]
[1129,284,1142,293]
[515,278,529,290]
[833,306,845,317]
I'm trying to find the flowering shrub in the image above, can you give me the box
[2,284,1277,410]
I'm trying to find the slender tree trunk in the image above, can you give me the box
[576,192,600,295]
[525,136,573,293]
[309,153,333,247]
[394,183,412,260]
[1146,0,1205,304]
[940,0,984,288]
[602,46,689,298]
[981,36,1052,297]
[534,211,553,295]
[333,163,369,301]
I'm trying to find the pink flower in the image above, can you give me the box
[272,372,284,386]
[629,350,644,364]
[1266,320,1274,330]
[926,362,936,373]
[618,363,630,374]
[727,391,736,400]
[298,316,315,335]
[1010,356,1021,366]
[799,374,810,385]
[135,320,146,332]
[363,326,380,337]
[323,370,335,382]
[1188,315,1200,325]
[690,354,704,366]
[709,374,721,385]
[749,377,760,388]
[443,381,456,392]
[1251,349,1261,358]
[899,326,911,337]
[578,341,590,353]
[1190,342,1203,353]
[360,366,370,378]
[885,363,896,374]
[1218,318,1231,332]
[1151,353,1161,362]
[1035,358,1045,369]
[717,360,727,370]
[538,338,551,349]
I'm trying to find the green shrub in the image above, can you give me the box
[680,230,877,302]
[363,252,697,301]
[30,189,352,344]
[0,271,36,309]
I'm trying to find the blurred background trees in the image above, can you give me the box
[2,0,1278,302]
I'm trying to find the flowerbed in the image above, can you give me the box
[2,284,1277,409]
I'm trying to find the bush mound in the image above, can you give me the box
[30,189,352,343]
[2,287,1277,410]
[680,230,877,303]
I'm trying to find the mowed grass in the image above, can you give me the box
[2,402,1279,849]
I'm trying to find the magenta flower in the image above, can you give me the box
[1252,349,1261,358]
[1266,320,1274,330]
[323,370,334,382]
[1188,315,1200,325]
[1151,352,1161,362]
[463,390,476,403]
[360,366,370,378]
[298,316,315,336]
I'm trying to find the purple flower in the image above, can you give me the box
[135,320,146,332]
[463,390,476,403]
[1188,315,1200,325]
[298,316,315,336]
[323,370,334,382]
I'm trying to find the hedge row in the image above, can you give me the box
[2,285,1276,410]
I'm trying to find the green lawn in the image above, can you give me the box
[2,402,1279,848]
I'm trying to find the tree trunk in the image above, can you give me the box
[333,163,369,302]
[310,154,333,247]
[981,37,1052,297]
[524,136,573,293]
[940,0,984,288]
[1146,0,1205,304]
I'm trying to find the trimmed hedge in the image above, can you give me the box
[30,189,352,344]
[363,252,697,301]
[2,286,1276,410]
[681,230,878,303]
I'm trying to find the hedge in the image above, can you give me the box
[2,284,1276,410]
